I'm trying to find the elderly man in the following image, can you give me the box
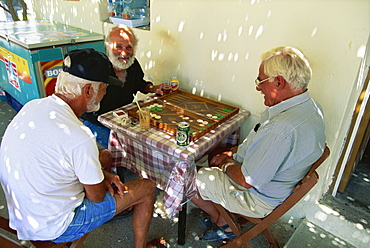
[0,48,159,247]
[191,46,326,241]
[82,24,164,148]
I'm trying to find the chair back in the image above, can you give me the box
[301,145,330,184]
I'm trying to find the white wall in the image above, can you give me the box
[34,0,370,245]
[34,0,107,33]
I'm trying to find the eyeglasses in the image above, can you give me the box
[255,77,272,87]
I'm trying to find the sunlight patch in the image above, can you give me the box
[13,169,19,180]
[208,175,216,181]
[314,211,328,221]
[238,26,243,36]
[355,223,364,230]
[248,25,253,36]
[267,10,272,18]
[178,20,185,32]
[27,216,39,229]
[245,52,250,60]
[311,27,318,37]
[49,111,57,119]
[192,87,197,94]
[218,53,225,61]
[14,208,22,220]
[28,121,36,129]
[357,45,366,58]
[255,25,264,39]
[234,53,239,62]
[199,32,204,39]
[211,50,218,61]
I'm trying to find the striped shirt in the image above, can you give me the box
[233,91,326,206]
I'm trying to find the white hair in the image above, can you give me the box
[105,24,138,50]
[55,71,101,99]
[261,46,312,91]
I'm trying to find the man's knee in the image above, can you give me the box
[139,178,156,199]
[145,178,156,192]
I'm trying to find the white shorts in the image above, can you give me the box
[196,167,275,218]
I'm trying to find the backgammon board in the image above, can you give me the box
[127,90,239,141]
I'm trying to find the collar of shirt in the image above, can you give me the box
[260,90,311,124]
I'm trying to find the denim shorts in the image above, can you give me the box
[81,119,110,149]
[53,192,116,243]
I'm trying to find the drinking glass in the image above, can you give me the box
[139,107,151,131]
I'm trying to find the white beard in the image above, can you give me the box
[107,48,135,70]
[87,102,100,113]
[86,93,100,113]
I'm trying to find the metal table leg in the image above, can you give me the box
[177,202,187,245]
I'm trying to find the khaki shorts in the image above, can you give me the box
[196,167,275,218]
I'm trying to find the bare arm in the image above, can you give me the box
[223,161,253,189]
[83,170,125,203]
[83,181,107,203]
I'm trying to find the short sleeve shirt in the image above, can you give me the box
[233,91,326,206]
[0,95,104,240]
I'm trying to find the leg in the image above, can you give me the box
[191,190,230,228]
[191,191,220,224]
[114,178,156,248]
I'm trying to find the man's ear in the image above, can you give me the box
[276,76,287,89]
[82,84,93,99]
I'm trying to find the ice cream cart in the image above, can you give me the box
[0,20,105,111]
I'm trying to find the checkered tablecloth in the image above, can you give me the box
[98,102,250,218]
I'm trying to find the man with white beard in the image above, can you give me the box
[81,25,165,148]
[0,49,159,247]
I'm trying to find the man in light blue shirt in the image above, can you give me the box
[191,46,326,242]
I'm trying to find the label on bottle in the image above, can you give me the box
[170,78,179,91]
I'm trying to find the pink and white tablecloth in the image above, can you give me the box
[98,102,250,218]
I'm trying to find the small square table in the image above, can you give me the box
[98,97,250,244]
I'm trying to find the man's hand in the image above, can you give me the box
[146,84,164,95]
[210,151,233,168]
[102,170,126,198]
[154,84,164,95]
[223,162,253,189]
[209,146,238,167]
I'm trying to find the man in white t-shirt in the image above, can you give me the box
[0,49,159,247]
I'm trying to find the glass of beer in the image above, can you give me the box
[162,80,171,95]
[139,107,151,131]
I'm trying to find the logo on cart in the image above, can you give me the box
[45,66,63,78]
[2,57,20,91]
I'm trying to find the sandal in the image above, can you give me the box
[146,237,168,248]
[200,224,236,242]
[199,211,213,228]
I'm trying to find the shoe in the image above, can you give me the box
[146,237,168,248]
[200,224,236,242]
[198,211,213,228]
